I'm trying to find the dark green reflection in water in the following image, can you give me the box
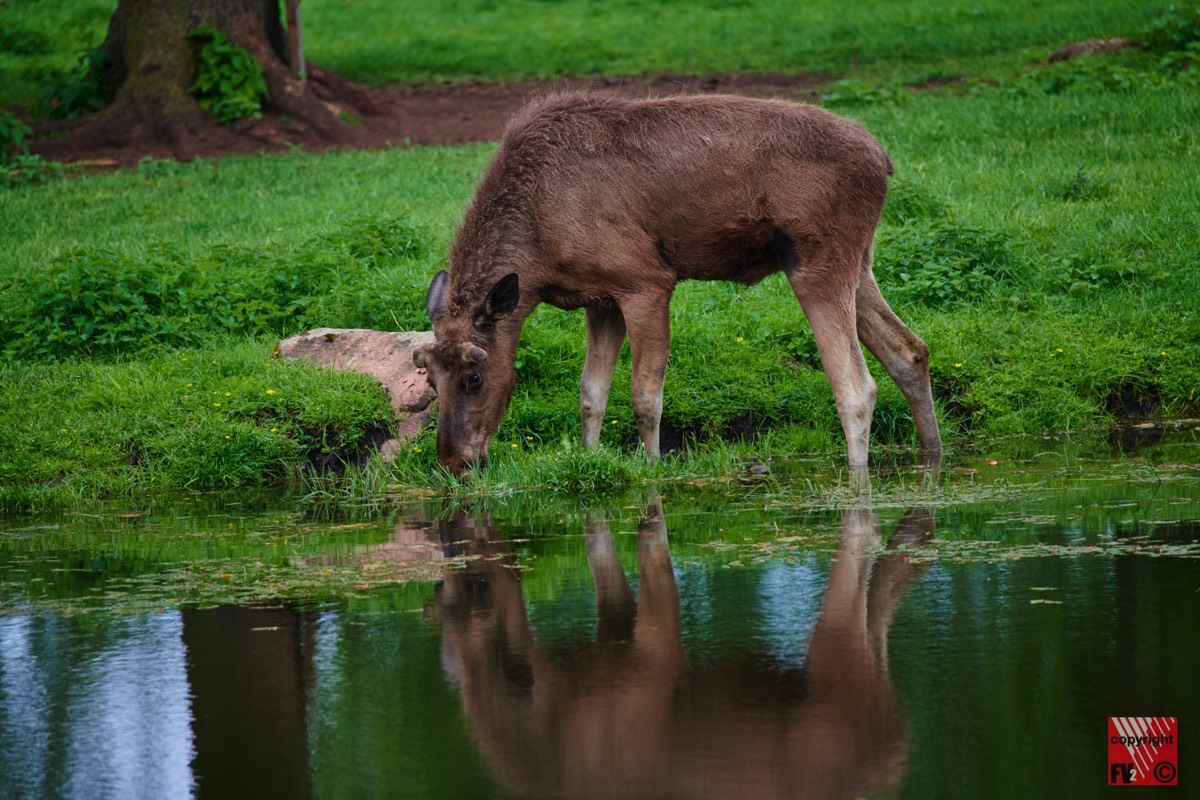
[0,429,1198,799]
[892,556,1199,799]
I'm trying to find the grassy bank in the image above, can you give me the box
[0,0,1175,109]
[2,6,1199,510]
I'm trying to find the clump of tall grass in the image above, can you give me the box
[0,215,435,360]
[425,440,658,496]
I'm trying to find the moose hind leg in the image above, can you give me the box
[787,253,877,470]
[855,268,943,461]
[581,305,627,447]
[618,291,672,462]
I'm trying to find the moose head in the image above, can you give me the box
[414,270,522,475]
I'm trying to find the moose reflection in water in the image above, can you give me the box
[431,501,934,799]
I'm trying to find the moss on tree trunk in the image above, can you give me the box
[99,0,209,145]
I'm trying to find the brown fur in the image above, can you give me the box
[418,92,942,474]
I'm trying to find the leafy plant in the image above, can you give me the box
[0,216,434,359]
[1142,3,1200,54]
[188,26,268,124]
[38,49,113,119]
[1048,257,1140,294]
[874,221,1014,308]
[1,154,64,188]
[990,8,1200,99]
[136,155,184,179]
[0,111,63,188]
[821,78,910,107]
[1142,2,1200,75]
[882,180,951,226]
[1157,41,1200,72]
[0,110,32,164]
[332,216,431,261]
[0,24,52,56]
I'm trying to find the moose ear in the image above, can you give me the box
[476,273,520,330]
[426,270,450,325]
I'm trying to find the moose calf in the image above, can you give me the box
[415,93,942,475]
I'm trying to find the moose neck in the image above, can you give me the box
[490,301,535,374]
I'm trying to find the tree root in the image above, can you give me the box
[30,95,215,161]
[27,62,386,163]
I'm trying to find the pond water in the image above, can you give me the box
[1,425,1198,799]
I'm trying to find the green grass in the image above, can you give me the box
[2,3,1199,509]
[0,340,397,510]
[300,0,1151,86]
[0,0,112,110]
[332,1,1175,86]
[0,0,1176,110]
[0,145,491,281]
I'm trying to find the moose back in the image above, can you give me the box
[414,93,942,474]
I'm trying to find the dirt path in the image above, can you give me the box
[32,71,829,166]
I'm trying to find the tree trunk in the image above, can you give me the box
[33,0,377,161]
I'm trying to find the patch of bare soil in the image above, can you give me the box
[30,70,829,167]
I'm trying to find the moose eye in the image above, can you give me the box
[465,372,482,392]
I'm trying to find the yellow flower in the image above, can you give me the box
[224,435,231,439]
[954,363,962,368]
[213,402,221,407]
[413,447,422,453]
[1056,348,1063,353]
[511,443,518,448]
[736,336,744,343]
[526,435,533,440]
[186,383,192,388]
[1160,351,1167,356]
[611,419,618,425]
[60,428,68,433]
[266,389,276,395]
[224,392,231,397]
[270,428,277,433]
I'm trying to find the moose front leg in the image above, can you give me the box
[619,291,672,462]
[580,305,627,448]
[633,497,682,661]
